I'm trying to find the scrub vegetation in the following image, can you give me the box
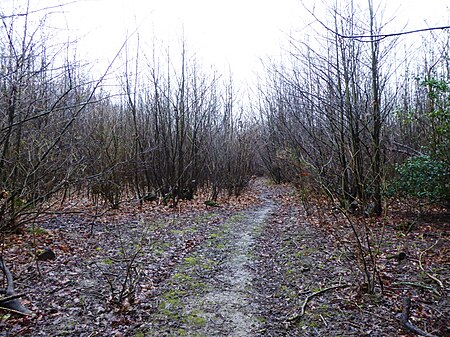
[0,1,448,336]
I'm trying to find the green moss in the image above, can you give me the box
[102,257,113,265]
[174,328,187,336]
[252,224,264,236]
[309,320,319,327]
[173,273,192,282]
[172,227,196,236]
[190,281,206,290]
[184,312,206,326]
[228,214,245,223]
[147,220,167,231]
[298,247,316,256]
[286,268,295,275]
[158,288,187,316]
[151,241,173,256]
[183,256,200,265]
[194,213,217,223]
[294,319,307,329]
[317,304,329,310]
[209,233,220,239]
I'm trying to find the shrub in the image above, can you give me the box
[395,154,449,204]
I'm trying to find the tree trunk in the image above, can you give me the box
[369,0,383,216]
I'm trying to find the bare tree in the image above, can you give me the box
[0,4,93,231]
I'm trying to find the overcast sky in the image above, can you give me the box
[59,0,305,83]
[3,0,450,84]
[68,0,450,81]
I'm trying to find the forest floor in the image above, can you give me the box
[0,178,449,336]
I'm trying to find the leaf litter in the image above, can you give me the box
[0,178,448,336]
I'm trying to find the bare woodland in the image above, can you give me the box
[0,1,448,336]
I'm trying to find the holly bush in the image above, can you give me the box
[395,154,449,204]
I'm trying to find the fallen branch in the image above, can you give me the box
[0,257,31,315]
[0,293,27,304]
[392,282,440,297]
[401,297,438,337]
[287,284,351,321]
[418,239,444,290]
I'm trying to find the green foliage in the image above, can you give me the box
[204,200,219,207]
[27,226,48,236]
[395,155,449,203]
[421,77,450,157]
[393,77,450,205]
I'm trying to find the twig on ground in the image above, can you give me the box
[0,257,30,315]
[400,297,438,337]
[0,293,26,304]
[392,281,440,296]
[319,313,328,326]
[287,284,351,321]
[418,239,443,291]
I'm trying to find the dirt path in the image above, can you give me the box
[142,182,277,336]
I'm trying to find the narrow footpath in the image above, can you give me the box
[143,181,277,336]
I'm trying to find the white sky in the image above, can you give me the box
[2,0,450,85]
[60,0,305,84]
